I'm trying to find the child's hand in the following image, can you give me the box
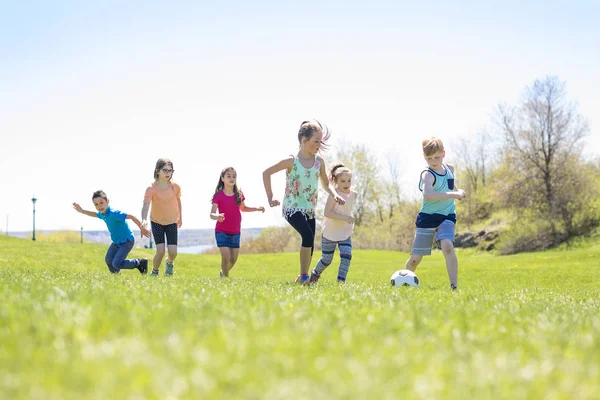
[269,199,280,207]
[72,203,83,213]
[455,189,466,200]
[217,214,225,222]
[141,226,151,238]
[177,218,183,228]
[345,215,355,224]
[334,195,346,205]
[257,206,265,213]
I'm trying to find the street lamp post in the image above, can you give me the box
[31,197,37,241]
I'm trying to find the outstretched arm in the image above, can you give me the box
[240,201,265,213]
[72,203,98,218]
[263,156,294,207]
[127,214,151,238]
[319,157,345,205]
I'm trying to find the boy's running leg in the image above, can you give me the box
[437,220,457,289]
[105,243,119,273]
[405,255,423,271]
[440,239,458,289]
[111,241,137,272]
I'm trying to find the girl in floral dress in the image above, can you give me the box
[262,120,345,283]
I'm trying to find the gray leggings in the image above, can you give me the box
[313,236,353,282]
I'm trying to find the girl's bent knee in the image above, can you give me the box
[301,238,314,248]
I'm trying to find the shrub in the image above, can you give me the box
[240,226,296,254]
[36,231,82,243]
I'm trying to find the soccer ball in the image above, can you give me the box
[390,269,419,287]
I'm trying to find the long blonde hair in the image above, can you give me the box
[298,119,331,152]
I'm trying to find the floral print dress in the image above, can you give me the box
[282,156,320,219]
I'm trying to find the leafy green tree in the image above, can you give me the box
[452,130,496,228]
[495,76,597,249]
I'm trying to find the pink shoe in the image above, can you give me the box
[309,273,320,284]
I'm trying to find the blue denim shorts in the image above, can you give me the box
[215,231,241,248]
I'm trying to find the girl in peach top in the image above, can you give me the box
[309,163,356,283]
[141,158,182,276]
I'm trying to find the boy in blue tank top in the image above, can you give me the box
[405,137,466,290]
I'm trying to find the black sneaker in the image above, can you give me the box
[137,258,148,275]
[450,284,458,291]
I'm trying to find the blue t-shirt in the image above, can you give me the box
[97,206,134,244]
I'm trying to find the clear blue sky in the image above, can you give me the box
[1,0,598,233]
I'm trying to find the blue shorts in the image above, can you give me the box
[410,219,455,256]
[215,231,241,248]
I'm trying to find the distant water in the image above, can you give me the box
[178,244,215,254]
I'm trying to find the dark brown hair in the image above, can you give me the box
[154,158,174,180]
[92,190,108,201]
[211,167,243,205]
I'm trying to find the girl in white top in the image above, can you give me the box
[309,163,357,283]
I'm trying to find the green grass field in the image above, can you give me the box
[1,235,599,399]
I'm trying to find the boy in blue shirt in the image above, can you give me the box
[405,138,466,290]
[73,190,151,274]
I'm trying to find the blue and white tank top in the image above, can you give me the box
[418,163,455,216]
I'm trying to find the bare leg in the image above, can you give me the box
[440,239,458,287]
[228,248,240,274]
[219,247,231,277]
[153,244,166,271]
[166,244,178,264]
[300,246,312,275]
[405,254,423,271]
